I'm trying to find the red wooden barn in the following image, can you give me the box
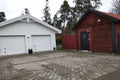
[62,9,120,53]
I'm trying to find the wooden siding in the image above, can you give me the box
[92,24,112,52]
[115,23,120,52]
[62,34,76,49]
[77,12,113,52]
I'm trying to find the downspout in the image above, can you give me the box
[76,29,78,51]
[112,22,116,53]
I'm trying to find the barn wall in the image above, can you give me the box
[62,34,76,49]
[77,12,113,52]
[77,13,111,29]
[92,23,112,52]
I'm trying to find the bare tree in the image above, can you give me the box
[110,0,120,14]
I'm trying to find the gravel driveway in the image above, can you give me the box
[0,51,120,80]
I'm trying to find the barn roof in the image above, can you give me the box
[0,14,61,33]
[73,9,120,30]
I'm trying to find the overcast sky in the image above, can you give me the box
[0,0,113,20]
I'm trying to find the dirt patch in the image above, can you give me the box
[0,59,33,80]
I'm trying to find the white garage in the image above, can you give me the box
[32,35,51,52]
[0,13,61,56]
[0,36,26,55]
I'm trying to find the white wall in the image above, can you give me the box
[0,21,55,35]
[0,21,57,52]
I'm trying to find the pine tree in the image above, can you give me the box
[53,0,72,34]
[65,7,76,34]
[60,0,72,34]
[52,0,102,34]
[53,14,58,27]
[91,0,102,9]
[42,0,52,25]
[53,14,62,29]
[0,12,6,22]
[73,0,102,21]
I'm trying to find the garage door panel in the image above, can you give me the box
[32,35,51,52]
[0,36,26,55]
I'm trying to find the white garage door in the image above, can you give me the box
[32,35,51,52]
[0,36,26,55]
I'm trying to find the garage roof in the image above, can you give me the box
[0,14,61,33]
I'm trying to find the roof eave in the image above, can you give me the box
[29,15,62,33]
[90,9,120,22]
[72,9,120,30]
[72,9,90,30]
[0,15,27,27]
[0,14,62,33]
